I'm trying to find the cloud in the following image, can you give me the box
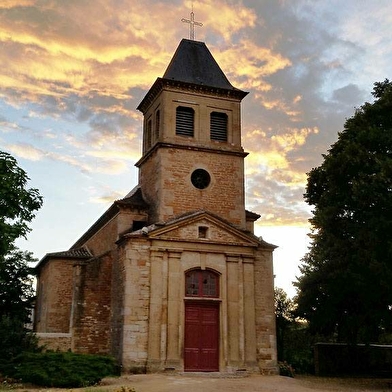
[0,1,165,181]
[194,0,257,41]
[243,123,317,226]
[0,0,34,8]
[213,39,291,94]
[0,1,176,111]
[0,115,22,132]
[332,84,364,105]
[4,139,132,176]
[89,192,125,205]
[5,143,45,161]
[1,0,391,229]
[246,170,311,226]
[86,183,129,205]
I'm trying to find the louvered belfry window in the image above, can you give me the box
[146,119,152,149]
[155,110,160,141]
[210,112,228,142]
[176,106,194,137]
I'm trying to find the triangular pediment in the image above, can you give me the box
[145,211,274,249]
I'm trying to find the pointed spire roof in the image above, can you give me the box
[163,39,236,90]
[137,39,248,113]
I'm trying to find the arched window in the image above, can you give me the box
[176,106,194,137]
[185,269,219,298]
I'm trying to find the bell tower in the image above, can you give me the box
[136,39,249,228]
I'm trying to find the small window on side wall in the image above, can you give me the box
[132,221,146,231]
[176,106,194,137]
[210,112,228,142]
[198,226,208,239]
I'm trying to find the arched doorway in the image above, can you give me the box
[184,269,220,372]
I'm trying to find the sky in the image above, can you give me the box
[1,0,391,298]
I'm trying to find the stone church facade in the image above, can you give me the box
[34,39,278,374]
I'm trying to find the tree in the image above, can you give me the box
[0,151,43,360]
[0,151,42,257]
[275,288,314,373]
[275,288,295,361]
[295,80,392,344]
[0,247,36,321]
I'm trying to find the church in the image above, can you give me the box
[34,38,278,374]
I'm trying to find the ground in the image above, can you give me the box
[9,374,392,392]
[101,374,392,392]
[86,374,391,392]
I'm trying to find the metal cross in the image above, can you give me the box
[181,8,203,40]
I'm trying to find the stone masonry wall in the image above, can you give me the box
[253,248,278,374]
[158,217,248,244]
[83,217,119,256]
[140,148,245,227]
[36,333,72,351]
[35,259,74,333]
[139,88,243,153]
[83,209,147,256]
[71,253,113,355]
[138,86,246,229]
[121,238,151,372]
[110,246,126,364]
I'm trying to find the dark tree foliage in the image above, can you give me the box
[0,151,43,360]
[0,247,36,322]
[275,288,294,361]
[0,151,43,257]
[295,80,392,344]
[275,288,314,374]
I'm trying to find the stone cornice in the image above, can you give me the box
[135,141,248,167]
[137,78,248,114]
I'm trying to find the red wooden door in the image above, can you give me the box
[184,302,219,371]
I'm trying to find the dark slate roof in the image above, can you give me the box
[35,247,92,272]
[119,187,149,209]
[45,247,92,259]
[163,39,238,90]
[246,210,261,222]
[137,40,248,113]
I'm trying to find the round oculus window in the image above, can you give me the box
[191,169,211,189]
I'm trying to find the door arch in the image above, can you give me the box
[184,269,220,372]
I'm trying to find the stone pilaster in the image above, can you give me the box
[165,251,182,370]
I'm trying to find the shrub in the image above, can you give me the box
[278,361,295,378]
[279,322,315,374]
[3,351,119,388]
[114,387,136,392]
[0,316,40,361]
